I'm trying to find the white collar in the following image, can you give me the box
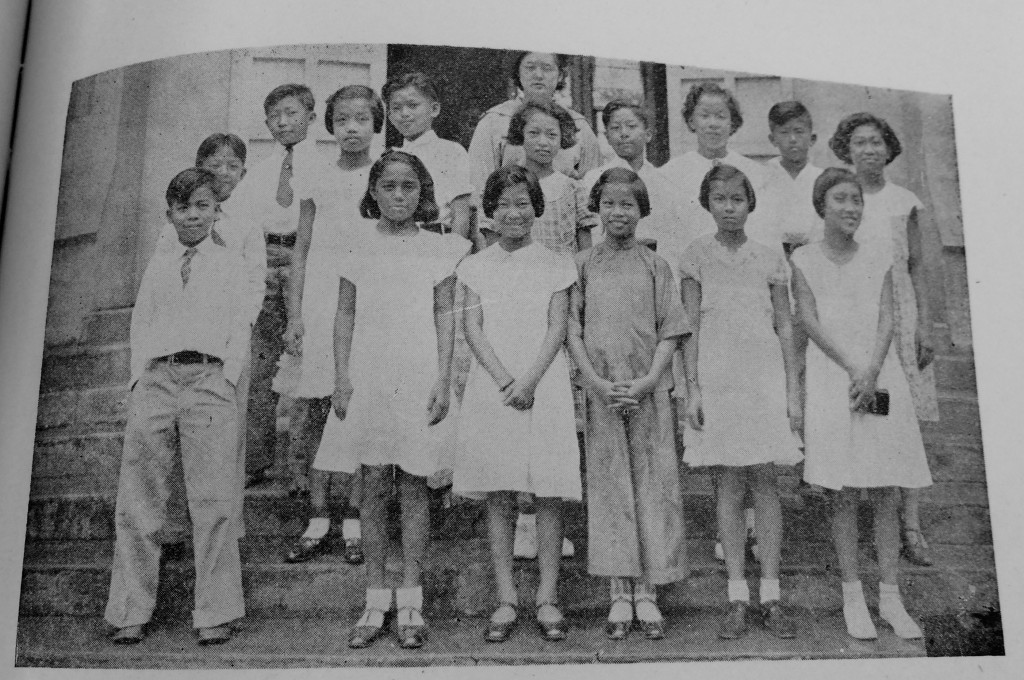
[175,234,217,257]
[401,129,439,151]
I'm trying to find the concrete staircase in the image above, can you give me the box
[16,303,999,667]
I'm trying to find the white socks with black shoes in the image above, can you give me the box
[842,581,922,640]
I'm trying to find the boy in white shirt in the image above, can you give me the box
[105,168,249,646]
[764,101,824,254]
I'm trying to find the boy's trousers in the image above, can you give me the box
[104,359,245,630]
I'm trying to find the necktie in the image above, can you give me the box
[276,145,294,208]
[181,246,198,287]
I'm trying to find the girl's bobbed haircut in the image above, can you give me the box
[481,166,545,219]
[360,150,439,222]
[195,133,247,166]
[588,167,651,218]
[166,167,218,207]
[699,164,757,214]
[511,51,569,92]
[828,112,902,166]
[812,167,863,219]
[601,98,651,130]
[507,101,577,149]
[683,82,743,134]
[324,85,385,135]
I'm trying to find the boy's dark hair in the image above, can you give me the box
[195,133,247,166]
[768,101,812,130]
[510,51,569,92]
[507,101,577,149]
[360,150,439,222]
[383,72,440,105]
[601,98,651,130]
[828,112,903,166]
[481,165,545,219]
[699,164,757,214]
[588,167,651,218]
[812,167,863,219]
[324,85,385,135]
[263,83,315,115]
[166,168,218,207]
[683,82,743,134]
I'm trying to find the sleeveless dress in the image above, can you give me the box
[792,241,932,489]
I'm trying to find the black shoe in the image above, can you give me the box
[343,538,364,565]
[348,609,391,649]
[111,624,146,645]
[245,467,271,488]
[284,531,332,563]
[197,625,232,645]
[605,620,631,640]
[485,603,518,643]
[718,601,748,639]
[760,601,796,639]
[536,602,567,641]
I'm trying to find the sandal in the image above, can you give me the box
[902,528,934,566]
[348,607,390,649]
[484,602,518,643]
[536,601,567,641]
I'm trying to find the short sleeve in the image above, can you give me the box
[652,254,691,342]
[454,252,485,295]
[766,248,790,285]
[678,240,703,282]
[546,250,578,293]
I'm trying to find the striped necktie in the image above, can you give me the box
[276,145,295,208]
[181,246,198,287]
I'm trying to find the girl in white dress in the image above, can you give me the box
[313,151,470,650]
[278,85,383,565]
[828,113,939,566]
[680,165,802,640]
[791,168,931,640]
[454,166,578,643]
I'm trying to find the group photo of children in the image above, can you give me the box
[24,41,995,665]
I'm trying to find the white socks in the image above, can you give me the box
[358,588,392,628]
[302,517,330,540]
[759,578,780,604]
[633,580,662,623]
[608,578,633,622]
[842,581,877,639]
[342,518,361,540]
[727,579,750,603]
[396,586,424,627]
[879,582,923,639]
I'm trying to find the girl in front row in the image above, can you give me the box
[313,150,470,650]
[568,168,690,640]
[454,166,579,643]
[680,165,803,641]
[791,168,930,640]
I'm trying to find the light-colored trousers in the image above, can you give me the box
[104,360,245,629]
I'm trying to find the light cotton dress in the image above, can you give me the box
[312,228,471,477]
[571,241,690,583]
[679,234,802,467]
[792,241,933,490]
[272,163,372,398]
[532,171,594,256]
[453,241,581,501]
[857,182,940,422]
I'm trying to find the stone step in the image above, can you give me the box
[19,538,997,620]
[15,608,928,668]
[81,307,133,346]
[38,343,131,393]
[24,483,994,544]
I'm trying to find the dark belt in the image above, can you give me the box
[157,351,223,365]
[265,232,297,248]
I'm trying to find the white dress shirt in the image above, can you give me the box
[155,204,266,327]
[130,235,249,387]
[764,157,825,246]
[231,139,320,235]
[397,129,472,221]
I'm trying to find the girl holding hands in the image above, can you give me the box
[454,166,579,643]
[680,165,803,640]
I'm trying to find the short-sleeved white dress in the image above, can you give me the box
[312,227,471,477]
[792,242,932,490]
[679,234,802,467]
[452,241,581,500]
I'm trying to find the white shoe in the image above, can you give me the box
[513,515,538,559]
[561,538,575,558]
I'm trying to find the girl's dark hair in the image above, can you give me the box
[383,71,440,104]
[601,98,651,130]
[195,133,247,165]
[481,166,545,219]
[828,112,903,166]
[324,85,385,135]
[166,168,218,207]
[263,83,315,115]
[507,101,576,149]
[360,150,439,222]
[812,167,863,218]
[587,167,651,218]
[699,164,757,213]
[683,82,743,134]
[511,51,569,92]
